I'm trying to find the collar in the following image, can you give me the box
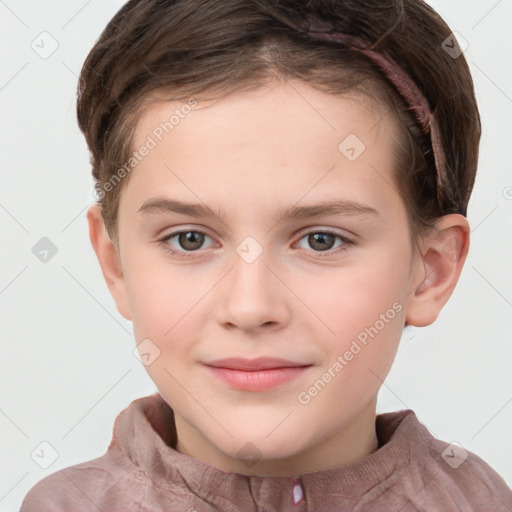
[110,392,431,509]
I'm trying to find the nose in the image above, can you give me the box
[216,245,290,333]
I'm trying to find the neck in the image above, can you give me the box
[175,397,379,477]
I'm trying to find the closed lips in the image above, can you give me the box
[204,357,313,371]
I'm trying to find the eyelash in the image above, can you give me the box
[158,229,354,260]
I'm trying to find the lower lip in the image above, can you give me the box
[204,365,311,391]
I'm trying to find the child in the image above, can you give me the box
[20,0,511,510]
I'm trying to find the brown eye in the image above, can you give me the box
[177,231,205,251]
[160,230,213,257]
[295,230,353,257]
[307,233,336,251]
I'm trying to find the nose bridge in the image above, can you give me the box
[230,241,275,304]
[218,238,288,330]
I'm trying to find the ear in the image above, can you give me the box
[406,214,470,327]
[86,204,132,321]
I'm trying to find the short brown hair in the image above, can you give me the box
[77,0,481,249]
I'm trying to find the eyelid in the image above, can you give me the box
[160,225,353,244]
[160,228,216,246]
[294,225,354,240]
[158,224,216,241]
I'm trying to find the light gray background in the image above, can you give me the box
[1,0,511,509]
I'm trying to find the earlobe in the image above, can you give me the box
[405,214,470,327]
[86,204,132,321]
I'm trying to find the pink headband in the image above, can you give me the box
[304,18,447,209]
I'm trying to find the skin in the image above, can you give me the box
[87,79,470,477]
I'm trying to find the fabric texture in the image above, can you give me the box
[20,392,512,512]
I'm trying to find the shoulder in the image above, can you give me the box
[425,436,512,509]
[19,448,144,512]
[398,411,512,511]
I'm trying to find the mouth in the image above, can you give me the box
[203,357,313,391]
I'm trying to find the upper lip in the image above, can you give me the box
[204,357,312,371]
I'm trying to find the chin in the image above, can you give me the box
[213,423,311,463]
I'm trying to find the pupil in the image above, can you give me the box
[310,233,334,251]
[180,231,204,250]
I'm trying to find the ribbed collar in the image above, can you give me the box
[110,392,431,510]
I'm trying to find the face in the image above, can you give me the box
[112,80,424,475]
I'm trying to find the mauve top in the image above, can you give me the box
[20,392,512,512]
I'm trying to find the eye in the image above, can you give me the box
[158,228,354,260]
[159,229,215,259]
[295,230,353,256]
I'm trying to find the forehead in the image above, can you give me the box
[120,80,403,220]
[133,80,391,148]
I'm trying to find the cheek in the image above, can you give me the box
[297,249,408,388]
[302,251,407,337]
[126,262,203,392]
[296,273,405,421]
[123,251,202,344]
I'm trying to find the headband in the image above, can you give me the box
[303,17,448,209]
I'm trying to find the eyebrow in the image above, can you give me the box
[137,197,380,222]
